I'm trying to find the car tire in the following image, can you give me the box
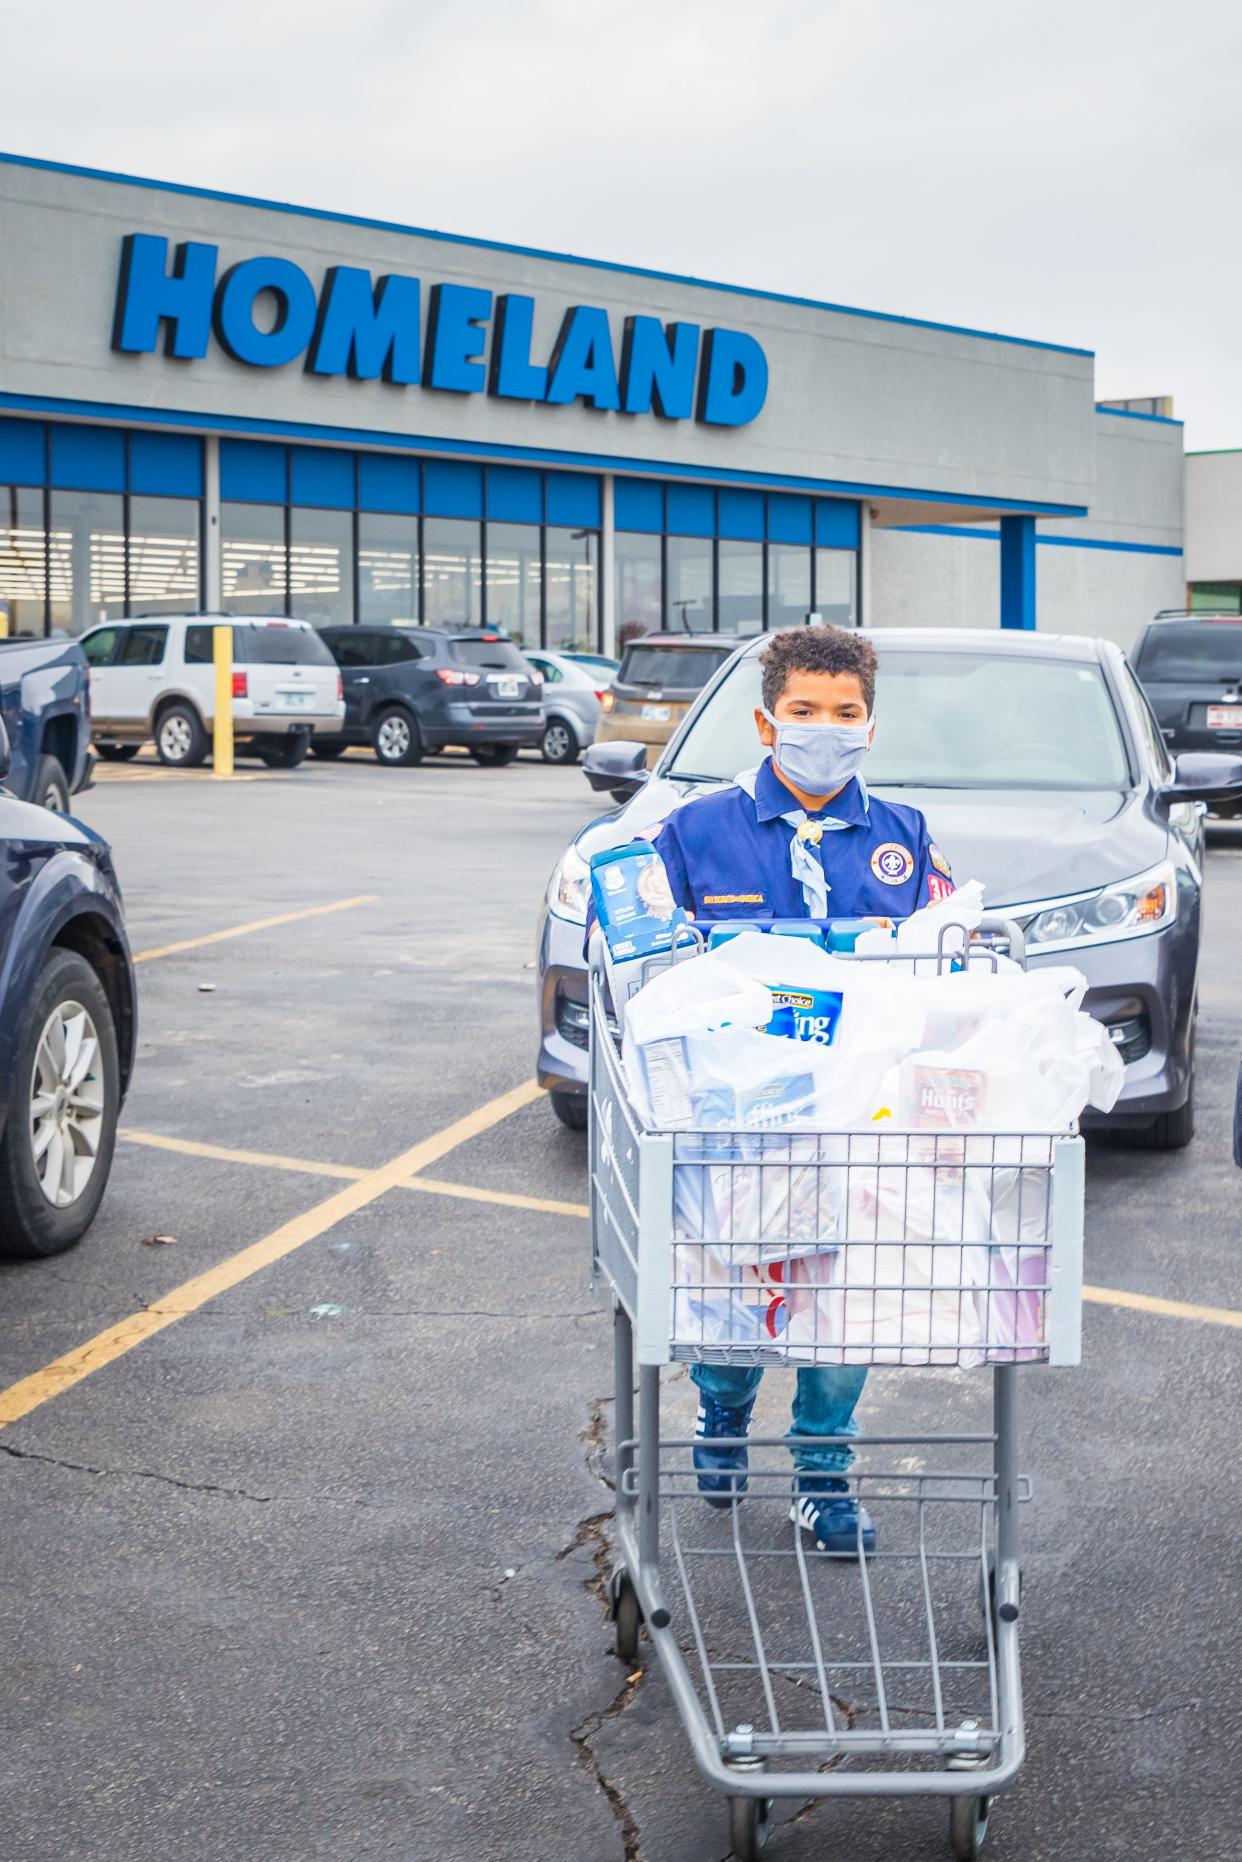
[469,745,520,767]
[155,702,208,768]
[1119,1078,1196,1152]
[311,742,347,761]
[373,707,424,767]
[550,1090,588,1132]
[97,744,140,763]
[255,732,312,770]
[0,949,120,1260]
[541,718,580,766]
[34,755,71,813]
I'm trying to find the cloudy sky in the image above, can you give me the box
[4,0,1238,448]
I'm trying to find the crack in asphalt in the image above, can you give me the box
[0,1442,272,1503]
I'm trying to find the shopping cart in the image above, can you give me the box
[587,919,1084,1859]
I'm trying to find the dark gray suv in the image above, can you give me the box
[317,626,544,766]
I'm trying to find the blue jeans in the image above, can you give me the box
[691,1362,868,1475]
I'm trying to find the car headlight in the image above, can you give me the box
[548,842,590,924]
[1024,860,1177,951]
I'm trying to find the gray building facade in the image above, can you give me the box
[0,153,1183,652]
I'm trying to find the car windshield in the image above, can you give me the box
[569,653,620,674]
[666,648,1131,791]
[237,624,335,666]
[449,637,527,671]
[619,645,729,689]
[1133,624,1242,681]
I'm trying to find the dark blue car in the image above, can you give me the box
[0,714,136,1259]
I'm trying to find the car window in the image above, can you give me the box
[667,649,1131,791]
[236,624,336,666]
[116,624,168,667]
[618,645,728,689]
[326,631,376,669]
[185,625,214,665]
[374,632,424,666]
[81,627,120,667]
[530,656,563,683]
[448,636,526,671]
[569,653,620,675]
[1133,623,1242,682]
[1124,665,1174,782]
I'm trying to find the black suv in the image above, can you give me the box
[316,627,544,767]
[1133,614,1242,813]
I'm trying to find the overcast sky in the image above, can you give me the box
[4,0,1238,449]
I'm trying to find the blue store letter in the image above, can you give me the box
[424,284,493,394]
[307,268,422,382]
[546,306,621,411]
[213,257,319,368]
[619,317,699,419]
[489,295,548,402]
[697,328,769,427]
[112,233,217,359]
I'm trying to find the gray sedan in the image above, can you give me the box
[524,651,615,765]
[537,628,1242,1144]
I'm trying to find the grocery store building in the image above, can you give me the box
[0,153,1185,655]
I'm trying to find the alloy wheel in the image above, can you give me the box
[160,715,192,761]
[29,999,105,1208]
[377,714,411,760]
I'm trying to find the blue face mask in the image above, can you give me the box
[762,707,872,796]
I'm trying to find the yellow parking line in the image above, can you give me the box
[1083,1282,1242,1331]
[404,1175,591,1219]
[0,1078,542,1431]
[133,895,377,963]
[119,1128,365,1182]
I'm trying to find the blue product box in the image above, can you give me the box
[765,986,844,1045]
[589,841,679,961]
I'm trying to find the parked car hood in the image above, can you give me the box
[574,778,1165,909]
[0,792,100,850]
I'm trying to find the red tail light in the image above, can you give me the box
[436,667,482,686]
[337,674,344,702]
[232,671,248,699]
[594,690,606,702]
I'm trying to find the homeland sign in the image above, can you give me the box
[111,234,769,428]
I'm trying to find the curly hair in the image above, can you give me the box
[759,626,877,714]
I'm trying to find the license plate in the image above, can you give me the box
[642,703,671,722]
[495,677,520,700]
[279,691,311,710]
[1207,704,1242,728]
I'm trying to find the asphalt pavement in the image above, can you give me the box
[0,751,1239,1862]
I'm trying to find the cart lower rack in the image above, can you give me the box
[587,921,1085,1860]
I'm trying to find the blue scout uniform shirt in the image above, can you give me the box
[650,757,953,922]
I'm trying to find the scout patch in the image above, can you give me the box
[929,844,953,877]
[870,841,915,886]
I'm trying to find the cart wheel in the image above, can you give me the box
[727,1793,772,1859]
[949,1793,990,1859]
[979,1561,1023,1624]
[612,1574,641,1663]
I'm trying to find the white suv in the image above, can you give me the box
[80,614,345,768]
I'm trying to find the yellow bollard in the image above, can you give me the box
[212,624,235,779]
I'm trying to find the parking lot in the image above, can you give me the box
[1,753,1240,1862]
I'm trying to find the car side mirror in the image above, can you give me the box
[1163,750,1242,806]
[0,715,9,783]
[584,739,648,801]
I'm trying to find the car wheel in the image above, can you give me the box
[0,949,120,1259]
[469,745,520,767]
[311,742,347,761]
[373,707,424,767]
[541,718,580,766]
[256,732,312,770]
[34,755,71,813]
[550,1090,588,1132]
[155,702,208,768]
[97,744,140,763]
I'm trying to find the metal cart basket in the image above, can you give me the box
[587,921,1084,1859]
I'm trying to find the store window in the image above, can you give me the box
[766,543,811,631]
[1189,583,1242,614]
[290,506,354,627]
[0,484,47,637]
[545,526,598,651]
[48,489,126,635]
[424,517,482,627]
[358,512,419,626]
[127,496,201,616]
[221,502,287,615]
[615,532,662,647]
[666,535,714,634]
[485,523,541,647]
[718,538,764,634]
[814,549,858,627]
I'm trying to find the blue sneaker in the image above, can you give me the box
[790,1476,876,1555]
[693,1396,755,1508]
